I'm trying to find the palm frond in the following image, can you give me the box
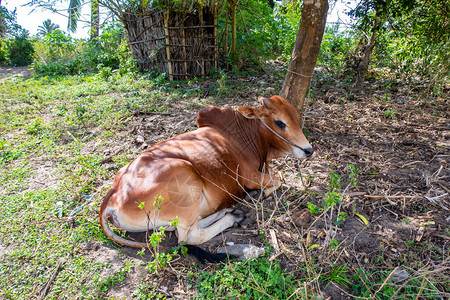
[68,0,84,33]
[38,19,60,36]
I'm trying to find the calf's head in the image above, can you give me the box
[238,96,314,159]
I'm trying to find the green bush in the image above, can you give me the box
[32,22,136,76]
[0,39,8,66]
[0,33,34,67]
[9,33,34,66]
[317,25,356,75]
[32,57,83,76]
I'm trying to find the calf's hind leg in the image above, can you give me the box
[197,208,234,229]
[178,213,244,245]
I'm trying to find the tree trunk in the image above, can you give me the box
[280,0,328,121]
[228,0,238,63]
[354,17,378,91]
[91,0,100,39]
[0,8,5,38]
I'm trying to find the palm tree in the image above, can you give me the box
[37,19,60,36]
[68,0,99,39]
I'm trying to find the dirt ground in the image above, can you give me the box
[78,70,450,299]
[0,66,32,80]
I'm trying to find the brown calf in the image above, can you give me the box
[99,96,313,249]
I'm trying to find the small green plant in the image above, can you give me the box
[344,164,360,187]
[153,73,167,87]
[328,238,339,251]
[322,165,361,247]
[98,63,113,79]
[383,109,397,119]
[0,138,23,165]
[195,258,298,299]
[139,196,179,274]
[25,118,45,135]
[307,202,320,214]
[216,71,228,96]
[98,261,133,293]
[405,239,414,247]
[335,211,347,226]
[320,264,352,288]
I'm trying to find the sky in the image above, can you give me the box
[3,0,357,39]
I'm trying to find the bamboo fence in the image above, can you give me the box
[123,3,218,80]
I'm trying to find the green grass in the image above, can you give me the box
[194,258,299,299]
[0,73,163,298]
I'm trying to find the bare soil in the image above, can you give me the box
[0,66,33,81]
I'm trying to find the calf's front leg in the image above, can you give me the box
[245,171,281,198]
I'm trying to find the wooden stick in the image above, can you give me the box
[213,3,218,69]
[269,229,280,253]
[181,0,188,80]
[164,9,173,81]
[433,232,450,240]
[198,2,205,77]
[364,195,421,199]
[39,260,63,299]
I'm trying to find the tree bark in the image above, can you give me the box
[280,0,328,121]
[228,0,238,63]
[354,16,378,91]
[91,0,100,39]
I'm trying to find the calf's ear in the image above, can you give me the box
[238,106,258,119]
[258,96,271,107]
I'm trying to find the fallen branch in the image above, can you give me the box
[39,260,63,299]
[364,195,421,199]
[269,229,280,254]
[133,110,172,116]
[433,232,450,241]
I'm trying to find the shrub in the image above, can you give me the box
[0,39,8,66]
[32,22,136,76]
[0,32,35,67]
[317,25,356,75]
[9,33,34,66]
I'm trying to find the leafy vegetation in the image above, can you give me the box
[32,23,134,76]
[0,7,34,67]
[195,258,297,299]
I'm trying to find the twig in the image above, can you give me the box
[374,266,398,296]
[133,110,172,116]
[39,260,63,299]
[438,183,450,194]
[269,229,280,254]
[432,232,450,241]
[364,195,420,199]
[66,131,78,142]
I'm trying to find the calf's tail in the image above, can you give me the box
[99,190,228,263]
[99,190,149,248]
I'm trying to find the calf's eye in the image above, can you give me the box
[274,120,287,129]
